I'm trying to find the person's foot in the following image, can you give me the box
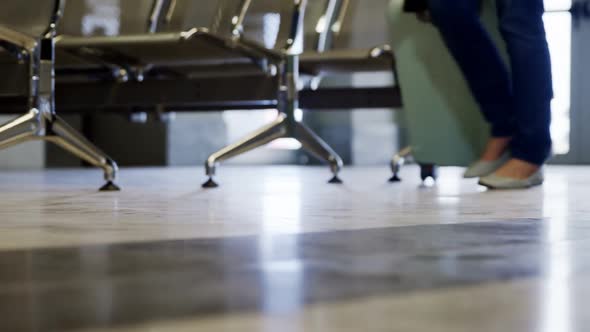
[463,137,512,178]
[478,159,543,189]
[463,151,510,178]
[493,158,541,180]
[480,137,512,161]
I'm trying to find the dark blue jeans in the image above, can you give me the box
[427,0,553,165]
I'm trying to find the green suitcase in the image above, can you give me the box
[388,0,508,179]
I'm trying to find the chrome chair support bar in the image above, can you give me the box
[203,53,343,188]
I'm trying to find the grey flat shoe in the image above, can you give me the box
[478,169,544,190]
[463,152,511,179]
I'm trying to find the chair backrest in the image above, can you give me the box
[165,0,243,35]
[332,0,390,48]
[59,0,156,36]
[168,0,305,49]
[239,0,307,53]
[0,0,62,38]
[59,0,313,54]
[59,0,250,37]
[147,0,177,33]
[242,0,347,53]
[302,0,347,52]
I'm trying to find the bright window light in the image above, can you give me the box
[315,15,327,33]
[269,138,302,150]
[294,108,303,122]
[544,11,572,155]
[544,0,571,12]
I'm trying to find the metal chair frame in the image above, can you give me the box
[202,0,345,187]
[0,0,120,191]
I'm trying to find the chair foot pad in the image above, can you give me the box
[99,181,121,192]
[328,176,343,184]
[389,175,401,183]
[202,178,219,188]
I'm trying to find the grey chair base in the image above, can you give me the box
[202,54,343,188]
[203,113,343,188]
[0,107,120,191]
[389,146,412,183]
[0,0,120,192]
[389,146,440,184]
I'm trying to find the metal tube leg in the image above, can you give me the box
[203,114,288,188]
[0,109,42,150]
[47,115,120,191]
[390,146,412,183]
[294,121,343,184]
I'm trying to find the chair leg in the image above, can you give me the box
[0,110,118,191]
[0,109,42,150]
[202,114,288,188]
[389,146,412,183]
[294,121,343,184]
[46,114,120,191]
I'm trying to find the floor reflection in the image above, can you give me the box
[541,177,572,332]
[260,176,304,318]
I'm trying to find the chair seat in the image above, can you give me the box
[300,46,395,75]
[55,31,255,71]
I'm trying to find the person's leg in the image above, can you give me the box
[427,0,516,162]
[495,0,553,168]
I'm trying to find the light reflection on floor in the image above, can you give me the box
[541,176,572,332]
[0,166,588,331]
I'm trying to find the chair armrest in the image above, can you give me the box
[331,0,349,37]
[147,0,177,33]
[0,24,38,54]
[231,0,253,38]
[184,28,283,66]
[283,0,307,53]
[44,0,66,38]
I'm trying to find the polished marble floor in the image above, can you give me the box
[0,166,588,331]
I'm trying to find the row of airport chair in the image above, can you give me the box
[0,0,400,190]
